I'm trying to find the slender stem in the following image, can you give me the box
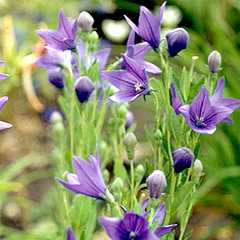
[130,160,135,210]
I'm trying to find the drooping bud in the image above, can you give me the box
[124,132,137,160]
[172,147,194,173]
[48,69,64,89]
[75,76,95,103]
[208,50,221,73]
[125,111,134,130]
[166,28,189,57]
[78,11,94,32]
[192,159,203,182]
[146,170,167,198]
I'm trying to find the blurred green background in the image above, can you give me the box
[0,0,240,239]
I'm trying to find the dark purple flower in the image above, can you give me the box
[100,208,177,240]
[146,170,167,198]
[0,60,9,81]
[170,83,182,115]
[0,96,12,131]
[166,28,189,57]
[75,76,95,103]
[179,86,232,134]
[125,111,134,130]
[123,32,161,75]
[57,153,107,200]
[208,50,221,73]
[48,69,64,89]
[102,55,150,102]
[124,3,166,49]
[66,227,75,240]
[37,10,78,51]
[172,147,194,173]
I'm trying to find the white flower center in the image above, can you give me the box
[135,82,143,92]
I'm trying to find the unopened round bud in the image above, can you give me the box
[135,164,145,183]
[48,69,64,89]
[125,111,134,131]
[118,104,128,119]
[111,177,124,191]
[124,132,137,160]
[208,50,221,73]
[50,111,63,124]
[75,76,95,104]
[103,169,110,183]
[166,28,189,57]
[154,129,162,141]
[192,159,203,181]
[172,147,194,173]
[89,31,99,43]
[78,11,94,32]
[146,170,167,198]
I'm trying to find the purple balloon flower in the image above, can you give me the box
[37,47,72,70]
[210,77,240,122]
[37,9,78,51]
[102,55,150,102]
[0,96,12,131]
[57,153,107,200]
[170,83,182,115]
[66,227,75,240]
[179,86,233,134]
[124,3,166,49]
[123,31,161,75]
[100,205,177,240]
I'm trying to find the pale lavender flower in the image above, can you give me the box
[179,86,232,134]
[166,28,189,57]
[208,50,221,73]
[77,40,111,71]
[37,47,72,70]
[66,227,75,240]
[124,2,166,49]
[100,206,177,240]
[0,96,12,131]
[57,153,107,200]
[210,76,240,116]
[37,10,78,51]
[123,32,161,74]
[102,55,150,102]
[170,82,182,114]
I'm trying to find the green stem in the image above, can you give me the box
[130,160,135,210]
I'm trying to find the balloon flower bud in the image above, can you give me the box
[124,132,137,160]
[208,50,221,73]
[75,76,94,104]
[48,69,64,89]
[78,11,94,32]
[172,147,194,173]
[166,28,189,57]
[146,170,167,199]
[125,111,134,130]
[135,164,145,183]
[192,159,203,182]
